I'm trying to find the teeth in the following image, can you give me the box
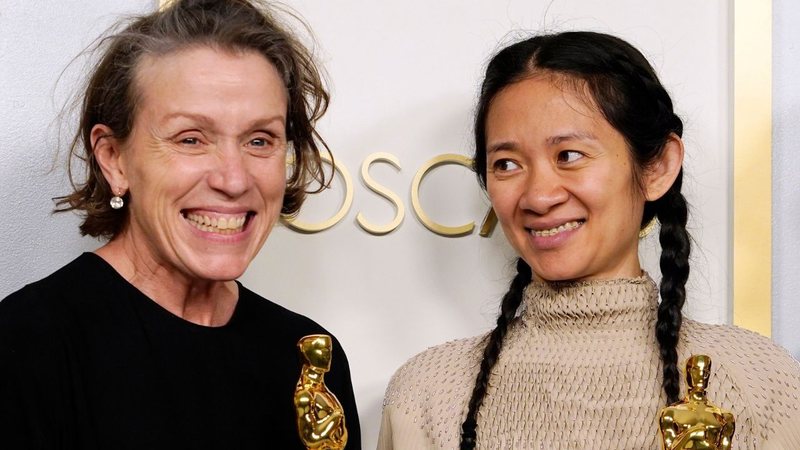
[185,212,247,234]
[531,220,582,237]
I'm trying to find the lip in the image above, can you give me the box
[181,207,256,241]
[526,218,584,231]
[183,205,253,216]
[525,219,584,250]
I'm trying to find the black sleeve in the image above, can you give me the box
[329,335,361,450]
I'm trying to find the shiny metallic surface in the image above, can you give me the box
[659,355,735,449]
[294,334,348,449]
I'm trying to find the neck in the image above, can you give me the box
[96,235,238,327]
[522,274,657,331]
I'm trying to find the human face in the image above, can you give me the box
[116,47,288,282]
[485,76,645,282]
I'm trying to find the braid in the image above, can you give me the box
[460,258,532,450]
[654,176,690,404]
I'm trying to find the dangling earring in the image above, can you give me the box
[639,217,658,239]
[110,189,125,210]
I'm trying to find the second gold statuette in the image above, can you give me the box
[658,354,735,449]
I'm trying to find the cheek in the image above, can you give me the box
[139,163,201,202]
[487,182,522,232]
[253,162,288,200]
[486,182,508,213]
[589,178,645,231]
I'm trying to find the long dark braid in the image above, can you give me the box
[460,258,531,449]
[653,180,691,404]
[462,31,691,448]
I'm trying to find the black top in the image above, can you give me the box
[0,253,361,449]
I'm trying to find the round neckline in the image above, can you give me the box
[82,252,245,331]
[521,273,658,331]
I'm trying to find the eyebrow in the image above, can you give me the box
[546,131,597,146]
[162,111,286,139]
[486,141,516,154]
[162,112,214,127]
[161,112,286,130]
[486,131,598,154]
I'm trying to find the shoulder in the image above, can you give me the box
[682,320,800,445]
[384,334,485,413]
[236,286,362,445]
[235,283,334,338]
[379,335,485,448]
[235,284,355,383]
[1,253,108,308]
[682,320,800,377]
[0,254,99,338]
[0,254,106,378]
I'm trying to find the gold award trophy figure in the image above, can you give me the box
[658,355,735,449]
[294,334,348,449]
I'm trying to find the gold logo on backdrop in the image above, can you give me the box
[284,152,355,234]
[283,153,497,237]
[410,154,475,237]
[356,152,404,235]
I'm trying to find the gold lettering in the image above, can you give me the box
[479,207,498,237]
[283,152,354,233]
[356,152,405,235]
[410,154,475,237]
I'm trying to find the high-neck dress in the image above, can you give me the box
[378,275,800,449]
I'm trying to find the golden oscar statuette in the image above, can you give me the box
[294,334,348,449]
[658,355,735,449]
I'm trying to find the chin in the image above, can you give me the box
[197,269,246,282]
[188,258,249,282]
[528,261,590,283]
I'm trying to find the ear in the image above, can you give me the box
[643,133,684,201]
[91,124,128,195]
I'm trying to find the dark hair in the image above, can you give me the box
[55,0,330,239]
[461,31,690,449]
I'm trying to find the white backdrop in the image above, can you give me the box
[0,1,733,447]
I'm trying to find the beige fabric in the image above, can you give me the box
[378,275,800,449]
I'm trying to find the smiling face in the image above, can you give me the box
[109,46,288,283]
[485,75,646,282]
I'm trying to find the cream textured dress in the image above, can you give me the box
[377,276,800,449]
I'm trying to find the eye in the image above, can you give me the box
[557,150,583,164]
[180,137,200,145]
[174,133,207,151]
[245,132,283,153]
[248,137,270,147]
[491,158,521,173]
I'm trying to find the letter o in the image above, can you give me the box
[283,152,354,233]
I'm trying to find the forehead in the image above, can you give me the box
[486,74,606,137]
[130,45,288,116]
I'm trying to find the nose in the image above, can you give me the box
[518,163,569,215]
[208,142,250,198]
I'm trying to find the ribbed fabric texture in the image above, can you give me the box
[378,275,800,449]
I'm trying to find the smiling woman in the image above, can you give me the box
[0,1,360,448]
[91,48,290,296]
[378,31,800,450]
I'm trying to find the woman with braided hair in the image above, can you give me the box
[378,31,800,449]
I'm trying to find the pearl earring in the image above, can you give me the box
[110,189,124,210]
